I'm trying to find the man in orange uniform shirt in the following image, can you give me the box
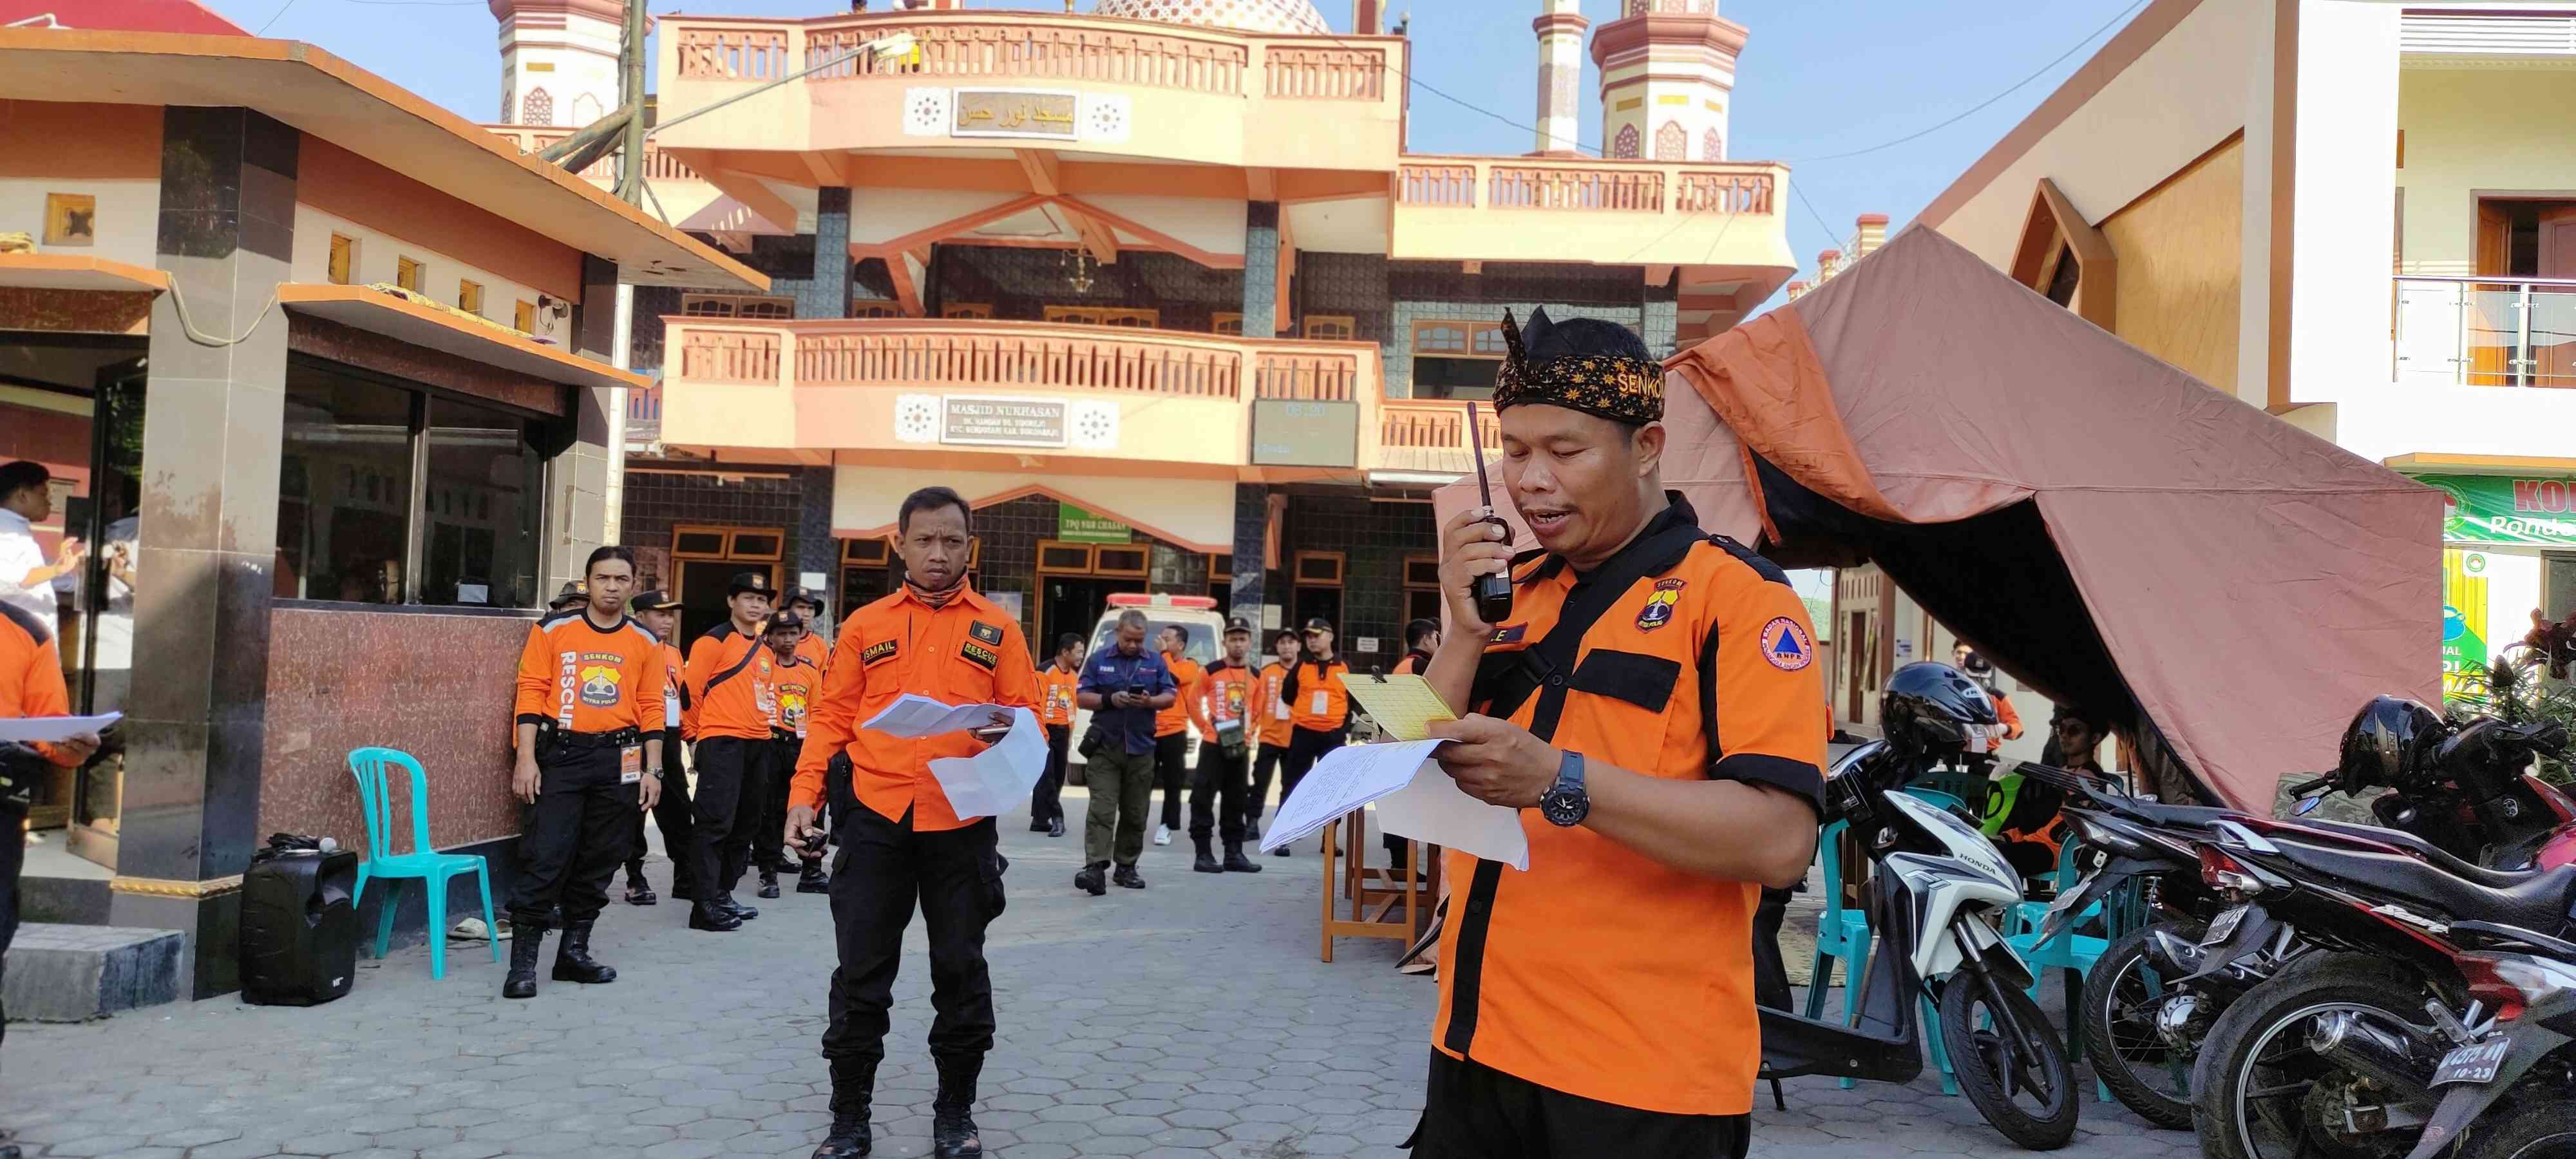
[1149,624,1201,847]
[3,599,100,1159]
[787,487,1037,1159]
[764,609,823,899]
[1185,617,1262,875]
[1029,633,1083,839]
[505,546,664,999]
[1415,311,1821,1155]
[621,589,695,906]
[1245,629,1298,839]
[681,571,778,932]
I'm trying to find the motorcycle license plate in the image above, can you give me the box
[2433,1039,2509,1087]
[2204,905,2248,945]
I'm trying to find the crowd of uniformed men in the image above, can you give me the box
[469,306,1829,1159]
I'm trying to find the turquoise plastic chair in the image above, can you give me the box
[347,747,499,980]
[2003,837,2114,1102]
[1803,786,1970,1095]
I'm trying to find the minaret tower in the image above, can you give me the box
[1590,0,1745,162]
[490,0,622,129]
[1532,0,1587,157]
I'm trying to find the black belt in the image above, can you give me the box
[549,726,639,750]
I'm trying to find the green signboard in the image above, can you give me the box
[1057,502,1131,544]
[2418,474,2576,547]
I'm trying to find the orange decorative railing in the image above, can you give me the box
[1379,401,1501,455]
[1398,164,1479,207]
[676,26,793,81]
[1264,46,1386,100]
[678,330,782,385]
[1489,165,1665,211]
[797,326,1245,398]
[1254,351,1362,401]
[1677,171,1774,215]
[804,20,1249,94]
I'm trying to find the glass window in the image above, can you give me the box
[458,280,484,316]
[328,234,357,285]
[278,365,414,604]
[422,396,543,609]
[395,256,423,292]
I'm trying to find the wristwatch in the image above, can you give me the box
[1539,749,1589,827]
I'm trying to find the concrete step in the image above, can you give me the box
[3,923,184,1022]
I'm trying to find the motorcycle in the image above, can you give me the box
[1757,739,2081,1150]
[2401,949,2576,1159]
[2186,809,2576,1159]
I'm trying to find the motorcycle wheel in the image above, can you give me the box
[2081,921,2202,1130]
[2465,1102,2576,1159]
[2193,955,2432,1159]
[1940,968,2080,1150]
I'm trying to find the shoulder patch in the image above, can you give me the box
[1489,623,1527,645]
[1705,535,1791,586]
[1759,616,1815,671]
[969,620,1005,646]
[959,639,999,671]
[861,639,898,667]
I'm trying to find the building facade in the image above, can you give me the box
[483,0,1799,667]
[1908,0,2576,718]
[0,22,761,995]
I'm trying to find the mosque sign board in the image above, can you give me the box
[951,90,1078,140]
[942,396,1068,447]
[1251,399,1358,468]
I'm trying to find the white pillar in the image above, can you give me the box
[1533,0,1589,156]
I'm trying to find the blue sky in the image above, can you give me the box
[205,0,2146,289]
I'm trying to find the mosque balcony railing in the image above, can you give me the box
[482,126,703,186]
[1374,399,1502,479]
[657,316,1387,470]
[654,12,1406,167]
[1390,155,1794,267]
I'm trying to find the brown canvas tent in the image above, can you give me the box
[1435,225,2441,810]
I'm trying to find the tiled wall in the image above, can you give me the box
[619,467,830,579]
[1373,260,1662,398]
[1277,493,1435,672]
[958,494,1212,642]
[629,285,683,373]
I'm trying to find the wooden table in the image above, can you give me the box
[1318,809,1440,963]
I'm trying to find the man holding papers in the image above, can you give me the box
[1409,309,1826,1158]
[786,487,1037,1159]
[4,598,99,1159]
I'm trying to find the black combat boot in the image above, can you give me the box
[1074,862,1107,896]
[931,1055,983,1158]
[1192,836,1222,874]
[1223,841,1264,873]
[759,868,782,899]
[1112,865,1147,890]
[502,926,545,999]
[811,1057,877,1158]
[798,861,831,894]
[551,919,616,984]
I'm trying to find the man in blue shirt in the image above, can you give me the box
[1074,609,1175,895]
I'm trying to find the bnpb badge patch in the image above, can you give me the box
[969,620,1005,646]
[1636,577,1686,632]
[1759,617,1814,671]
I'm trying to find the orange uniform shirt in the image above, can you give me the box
[1288,656,1350,732]
[1155,655,1204,738]
[511,609,660,740]
[0,602,76,771]
[791,583,1039,831]
[1192,660,1255,744]
[1256,661,1293,748]
[795,632,831,685]
[682,622,776,742]
[772,650,822,738]
[657,642,686,733]
[1432,499,1826,1117]
[1037,664,1079,727]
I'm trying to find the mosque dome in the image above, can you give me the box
[1091,0,1332,36]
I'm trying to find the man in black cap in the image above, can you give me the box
[549,580,589,613]
[761,608,822,900]
[681,570,779,932]
[1186,617,1264,874]
[790,586,833,649]
[623,589,697,905]
[1273,617,1352,856]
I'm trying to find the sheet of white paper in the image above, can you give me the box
[927,707,1046,819]
[862,694,1016,739]
[1374,762,1531,871]
[0,712,120,743]
[1257,738,1450,853]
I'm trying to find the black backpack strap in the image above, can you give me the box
[703,637,761,696]
[1478,519,1705,741]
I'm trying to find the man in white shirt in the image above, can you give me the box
[0,462,82,635]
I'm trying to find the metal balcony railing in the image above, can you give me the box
[2396,276,2576,388]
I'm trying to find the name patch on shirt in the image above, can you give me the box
[1490,624,1527,645]
[861,639,898,667]
[969,620,1005,646]
[959,640,999,671]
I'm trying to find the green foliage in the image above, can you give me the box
[2443,645,2576,786]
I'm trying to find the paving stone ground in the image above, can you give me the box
[1,790,2199,1158]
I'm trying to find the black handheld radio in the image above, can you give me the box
[1466,400,1513,625]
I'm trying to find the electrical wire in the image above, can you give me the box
[1786,0,2148,163]
[254,0,300,35]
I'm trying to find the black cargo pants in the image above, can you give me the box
[820,803,1007,1066]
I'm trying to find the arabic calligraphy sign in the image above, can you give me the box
[952,90,1077,140]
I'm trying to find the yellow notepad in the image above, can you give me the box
[1344,674,1459,742]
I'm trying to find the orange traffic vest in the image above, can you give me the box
[1288,656,1349,732]
[1256,662,1294,747]
[1432,497,1828,1116]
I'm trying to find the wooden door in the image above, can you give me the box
[2537,206,2576,386]
[2470,202,2515,385]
